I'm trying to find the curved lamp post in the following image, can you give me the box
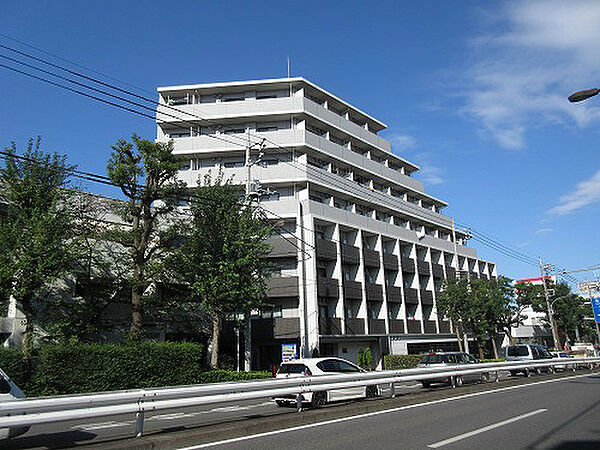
[568,88,600,103]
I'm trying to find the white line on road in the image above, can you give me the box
[427,409,547,448]
[177,373,596,449]
[72,420,133,431]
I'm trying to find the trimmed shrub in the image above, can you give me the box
[480,358,505,363]
[383,354,422,370]
[0,347,30,389]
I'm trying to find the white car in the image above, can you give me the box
[0,368,30,440]
[550,351,575,371]
[272,357,384,407]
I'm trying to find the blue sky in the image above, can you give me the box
[1,1,599,284]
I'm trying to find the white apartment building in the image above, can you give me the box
[156,78,498,369]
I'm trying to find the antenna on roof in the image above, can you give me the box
[287,55,291,78]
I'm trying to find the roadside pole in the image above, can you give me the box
[244,131,252,371]
[540,257,560,350]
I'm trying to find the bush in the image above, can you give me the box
[358,347,373,369]
[0,343,272,397]
[480,358,505,363]
[384,354,422,370]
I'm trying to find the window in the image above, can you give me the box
[507,346,529,357]
[317,360,340,372]
[278,364,309,375]
[224,128,245,135]
[257,125,278,132]
[337,360,361,373]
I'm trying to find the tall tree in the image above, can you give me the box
[0,138,76,358]
[106,135,185,339]
[436,277,470,352]
[172,173,272,369]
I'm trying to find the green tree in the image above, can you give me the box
[0,138,76,358]
[106,135,185,339]
[172,173,272,369]
[436,277,470,352]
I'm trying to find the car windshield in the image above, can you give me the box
[278,363,307,374]
[507,346,529,356]
[420,354,446,364]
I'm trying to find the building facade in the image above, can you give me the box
[156,78,498,369]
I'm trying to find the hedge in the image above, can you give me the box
[383,354,422,370]
[0,343,271,397]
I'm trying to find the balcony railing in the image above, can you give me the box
[424,320,437,334]
[343,280,362,300]
[319,317,342,335]
[417,260,430,275]
[365,283,383,301]
[317,277,339,299]
[341,244,360,264]
[363,248,380,268]
[315,239,337,260]
[445,266,456,278]
[389,319,405,334]
[267,276,299,298]
[383,253,398,270]
[439,321,451,334]
[386,286,402,303]
[401,256,415,272]
[345,318,365,335]
[407,320,422,334]
[420,290,434,305]
[368,319,386,334]
[431,263,444,278]
[404,288,419,304]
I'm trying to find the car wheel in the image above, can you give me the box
[548,366,555,374]
[311,391,327,407]
[524,368,530,377]
[366,385,378,398]
[421,381,431,388]
[275,400,288,407]
[509,371,517,377]
[454,376,463,387]
[535,367,542,375]
[480,373,488,383]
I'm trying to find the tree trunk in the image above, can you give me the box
[478,341,485,360]
[454,320,464,352]
[210,314,221,369]
[129,282,144,339]
[491,334,499,359]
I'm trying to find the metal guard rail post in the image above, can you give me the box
[1,357,599,437]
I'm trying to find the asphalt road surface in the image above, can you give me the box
[178,373,600,450]
[2,371,598,449]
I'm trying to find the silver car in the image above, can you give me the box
[417,352,488,387]
[0,368,30,440]
[501,344,555,376]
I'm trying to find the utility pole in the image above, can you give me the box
[451,218,467,353]
[539,257,560,350]
[243,130,253,372]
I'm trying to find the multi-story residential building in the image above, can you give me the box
[156,78,498,370]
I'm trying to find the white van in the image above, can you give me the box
[0,368,30,439]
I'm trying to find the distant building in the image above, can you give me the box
[506,276,555,347]
[157,77,498,369]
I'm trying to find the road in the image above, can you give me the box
[179,373,600,450]
[2,371,597,449]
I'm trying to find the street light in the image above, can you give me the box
[568,88,600,103]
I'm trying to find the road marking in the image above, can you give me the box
[151,412,198,421]
[177,373,596,449]
[427,409,547,448]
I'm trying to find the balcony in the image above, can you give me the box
[389,319,405,334]
[363,248,380,267]
[315,239,337,260]
[252,318,301,340]
[383,253,398,270]
[424,320,437,334]
[341,244,360,264]
[431,263,444,278]
[343,280,362,300]
[386,286,402,303]
[401,256,415,272]
[469,272,479,279]
[445,266,456,279]
[317,277,339,299]
[420,290,434,305]
[267,276,299,298]
[267,236,298,258]
[404,288,419,304]
[319,317,342,335]
[368,319,386,334]
[345,318,365,335]
[407,320,422,334]
[417,260,430,275]
[439,321,451,334]
[365,283,383,301]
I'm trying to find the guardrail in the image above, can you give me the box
[1,357,599,438]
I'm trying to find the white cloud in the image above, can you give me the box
[548,170,600,215]
[390,134,444,185]
[534,228,553,235]
[461,0,600,149]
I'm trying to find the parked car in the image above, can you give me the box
[416,352,488,388]
[550,351,575,371]
[272,357,386,407]
[0,368,30,440]
[501,344,554,376]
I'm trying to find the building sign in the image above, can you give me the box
[591,297,600,323]
[281,343,297,362]
[579,281,600,292]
